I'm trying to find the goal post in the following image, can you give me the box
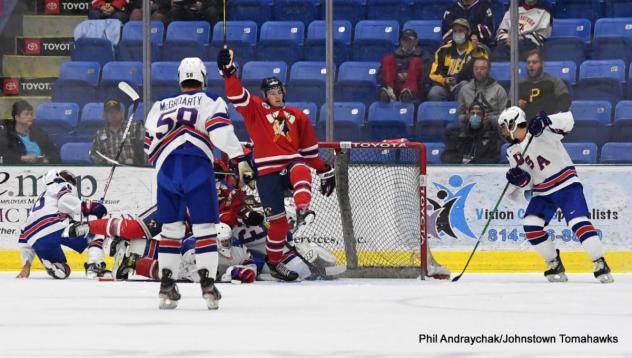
[293,140,449,279]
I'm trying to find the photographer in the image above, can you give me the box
[169,0,223,24]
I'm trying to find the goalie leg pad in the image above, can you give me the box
[289,163,313,211]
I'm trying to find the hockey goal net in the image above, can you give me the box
[294,141,449,279]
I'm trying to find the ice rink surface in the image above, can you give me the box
[1,272,630,358]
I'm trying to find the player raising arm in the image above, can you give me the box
[498,107,613,283]
[144,57,253,309]
[217,48,335,281]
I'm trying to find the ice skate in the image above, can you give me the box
[593,257,614,283]
[544,249,567,282]
[84,262,109,279]
[199,269,221,310]
[115,253,139,280]
[268,260,299,282]
[159,269,181,309]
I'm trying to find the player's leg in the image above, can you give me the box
[256,172,299,281]
[183,156,221,309]
[288,162,316,227]
[557,184,613,283]
[32,232,72,279]
[523,196,567,282]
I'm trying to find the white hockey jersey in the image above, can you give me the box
[19,181,81,246]
[144,90,244,170]
[496,5,552,47]
[505,111,578,197]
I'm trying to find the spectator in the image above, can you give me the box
[457,57,508,125]
[492,0,552,61]
[0,100,59,164]
[378,29,426,103]
[128,0,171,23]
[89,0,130,23]
[428,18,488,101]
[441,0,495,51]
[441,102,501,164]
[89,99,147,166]
[169,0,223,24]
[518,49,570,121]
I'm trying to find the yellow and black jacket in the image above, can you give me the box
[429,41,488,86]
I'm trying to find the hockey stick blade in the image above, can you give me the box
[118,81,140,102]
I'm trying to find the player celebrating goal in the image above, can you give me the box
[217,48,335,281]
[144,57,253,309]
[498,106,613,283]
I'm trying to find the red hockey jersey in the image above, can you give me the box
[224,75,327,176]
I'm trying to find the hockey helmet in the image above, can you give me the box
[260,77,285,99]
[178,57,207,87]
[44,169,77,187]
[217,223,233,258]
[498,106,526,141]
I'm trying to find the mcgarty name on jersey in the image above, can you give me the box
[418,333,619,345]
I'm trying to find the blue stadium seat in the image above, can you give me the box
[304,20,352,63]
[166,21,211,44]
[318,102,366,140]
[425,142,445,164]
[227,103,250,141]
[52,62,100,107]
[604,0,632,17]
[320,0,365,26]
[241,61,288,94]
[150,62,179,101]
[76,102,121,142]
[591,37,632,64]
[544,61,577,85]
[594,18,632,38]
[273,0,320,26]
[416,101,458,142]
[128,102,146,121]
[350,148,397,163]
[403,20,442,53]
[286,61,331,106]
[411,0,454,20]
[600,142,632,163]
[543,37,586,65]
[228,0,273,27]
[563,142,598,164]
[554,0,602,24]
[209,21,257,65]
[35,103,80,148]
[550,18,592,42]
[335,61,380,106]
[566,100,612,146]
[612,101,632,141]
[367,101,414,140]
[353,20,399,61]
[489,0,507,32]
[489,62,526,88]
[366,0,413,23]
[574,60,625,104]
[121,21,165,44]
[160,42,206,61]
[99,61,143,106]
[116,42,160,62]
[72,38,114,66]
[257,21,305,65]
[285,101,318,124]
[499,142,510,164]
[60,142,92,164]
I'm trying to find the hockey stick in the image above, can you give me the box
[223,0,227,49]
[100,82,141,202]
[452,135,535,282]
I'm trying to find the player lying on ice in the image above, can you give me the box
[16,169,108,279]
[498,106,613,283]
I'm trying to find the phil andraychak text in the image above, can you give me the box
[418,334,618,345]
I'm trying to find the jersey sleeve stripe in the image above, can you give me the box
[227,88,250,107]
[205,117,233,132]
[299,144,319,153]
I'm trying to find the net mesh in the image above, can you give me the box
[293,142,446,278]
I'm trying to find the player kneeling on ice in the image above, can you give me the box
[16,170,108,279]
[498,107,613,283]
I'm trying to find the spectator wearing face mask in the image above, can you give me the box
[441,102,502,164]
[377,29,427,103]
[428,18,488,101]
[492,0,552,61]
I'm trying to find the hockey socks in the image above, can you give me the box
[158,222,185,275]
[289,163,313,210]
[569,218,604,261]
[266,215,289,265]
[193,223,219,278]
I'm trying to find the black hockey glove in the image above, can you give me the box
[317,165,335,197]
[217,48,237,77]
[506,167,530,188]
[229,154,256,188]
[528,111,552,137]
[242,210,264,227]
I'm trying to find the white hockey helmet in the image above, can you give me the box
[216,223,233,258]
[498,106,527,141]
[44,169,77,187]
[178,57,207,87]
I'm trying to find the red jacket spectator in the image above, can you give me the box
[90,0,129,22]
[378,29,426,103]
